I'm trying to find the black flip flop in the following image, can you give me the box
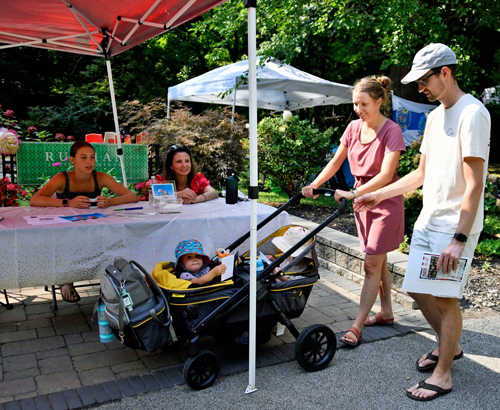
[416,350,464,372]
[406,380,452,401]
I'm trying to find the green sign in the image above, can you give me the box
[17,142,149,185]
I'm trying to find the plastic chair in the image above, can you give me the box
[123,135,132,144]
[85,134,103,143]
[104,132,117,143]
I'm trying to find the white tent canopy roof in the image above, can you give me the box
[168,57,353,111]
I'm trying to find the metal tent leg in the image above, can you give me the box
[0,289,13,309]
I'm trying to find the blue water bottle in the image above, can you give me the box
[256,258,264,277]
[97,305,116,343]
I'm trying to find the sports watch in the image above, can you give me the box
[62,199,69,207]
[453,233,468,243]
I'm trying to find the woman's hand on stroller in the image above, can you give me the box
[334,189,355,203]
[302,184,319,199]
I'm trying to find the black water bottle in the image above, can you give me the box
[225,174,238,204]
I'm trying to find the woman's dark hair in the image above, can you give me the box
[70,141,95,157]
[163,145,197,184]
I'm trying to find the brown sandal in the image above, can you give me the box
[340,326,362,347]
[364,312,394,327]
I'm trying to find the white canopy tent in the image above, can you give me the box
[167,57,353,120]
[482,86,500,105]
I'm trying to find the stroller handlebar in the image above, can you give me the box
[311,188,348,213]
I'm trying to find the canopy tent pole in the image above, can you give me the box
[231,88,236,125]
[105,57,128,186]
[245,0,258,395]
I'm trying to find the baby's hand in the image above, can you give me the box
[267,255,276,262]
[213,265,227,276]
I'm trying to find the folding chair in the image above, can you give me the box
[85,133,103,143]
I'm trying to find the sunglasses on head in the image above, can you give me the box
[170,144,184,151]
[415,67,443,86]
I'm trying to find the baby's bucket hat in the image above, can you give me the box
[175,239,211,274]
[272,226,313,258]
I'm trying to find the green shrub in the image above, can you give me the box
[119,100,248,188]
[475,239,500,259]
[256,115,333,198]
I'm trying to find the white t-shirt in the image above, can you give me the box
[417,94,491,235]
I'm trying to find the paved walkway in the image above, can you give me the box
[0,266,429,409]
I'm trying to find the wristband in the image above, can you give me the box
[453,233,468,243]
[202,194,207,202]
[350,188,359,199]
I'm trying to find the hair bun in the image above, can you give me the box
[376,76,392,94]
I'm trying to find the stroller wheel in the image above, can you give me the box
[183,350,220,390]
[295,324,336,372]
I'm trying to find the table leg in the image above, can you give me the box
[0,289,13,309]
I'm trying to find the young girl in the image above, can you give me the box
[175,239,226,285]
[30,140,138,302]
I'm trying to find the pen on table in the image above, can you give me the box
[113,207,144,211]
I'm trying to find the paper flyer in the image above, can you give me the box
[59,213,108,222]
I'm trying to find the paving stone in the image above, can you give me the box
[81,331,100,343]
[79,367,116,386]
[35,348,69,360]
[35,371,81,395]
[72,349,139,372]
[24,304,54,316]
[25,314,54,321]
[0,306,26,324]
[12,393,36,402]
[34,395,51,410]
[18,398,36,410]
[110,360,145,374]
[76,386,96,407]
[63,334,83,345]
[4,401,21,410]
[3,369,40,381]
[276,343,295,359]
[3,355,37,372]
[0,397,14,405]
[0,378,36,398]
[151,370,173,390]
[61,390,82,410]
[54,306,82,317]
[1,336,65,357]
[0,323,17,333]
[103,340,126,351]
[52,316,89,336]
[35,327,56,339]
[141,374,161,392]
[101,381,123,401]
[0,330,37,344]
[114,369,150,380]
[67,341,106,357]
[128,376,148,395]
[38,355,73,375]
[164,367,184,386]
[115,378,135,397]
[47,392,67,410]
[255,350,281,368]
[89,385,110,404]
[140,353,182,370]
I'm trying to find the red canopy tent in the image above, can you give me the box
[0,0,263,393]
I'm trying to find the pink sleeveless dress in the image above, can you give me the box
[340,119,406,254]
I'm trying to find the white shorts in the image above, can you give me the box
[402,227,479,298]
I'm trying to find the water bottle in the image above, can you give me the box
[97,305,116,343]
[225,176,238,204]
[256,258,264,277]
[149,177,158,207]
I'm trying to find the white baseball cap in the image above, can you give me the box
[401,43,458,84]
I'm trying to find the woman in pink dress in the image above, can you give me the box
[302,76,406,347]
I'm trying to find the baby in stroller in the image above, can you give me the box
[175,239,227,285]
[267,226,313,281]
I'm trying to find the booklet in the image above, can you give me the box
[402,248,471,297]
[220,251,239,281]
[59,213,108,222]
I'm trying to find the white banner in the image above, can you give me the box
[392,95,436,146]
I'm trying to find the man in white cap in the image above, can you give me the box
[354,43,490,401]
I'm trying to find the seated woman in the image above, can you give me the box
[161,145,218,204]
[30,140,138,303]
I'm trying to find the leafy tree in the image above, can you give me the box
[257,114,333,197]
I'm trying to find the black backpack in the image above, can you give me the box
[97,257,176,353]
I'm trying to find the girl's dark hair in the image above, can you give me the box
[163,145,197,184]
[70,141,95,157]
[353,75,392,106]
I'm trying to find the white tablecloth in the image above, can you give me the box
[0,199,290,289]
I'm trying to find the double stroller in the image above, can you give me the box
[148,188,347,390]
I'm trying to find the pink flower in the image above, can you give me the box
[52,162,62,166]
[5,110,14,117]
[55,133,65,141]
[66,135,75,142]
[21,189,28,196]
[7,183,16,190]
[3,177,10,183]
[27,126,37,134]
